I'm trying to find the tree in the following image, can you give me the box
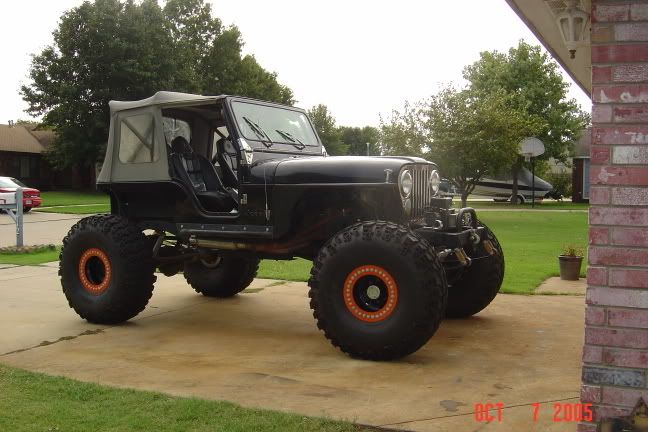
[21,0,294,186]
[307,104,348,155]
[378,101,429,158]
[224,54,294,104]
[339,126,379,156]
[463,41,590,202]
[163,0,222,93]
[424,88,543,207]
[380,88,542,207]
[21,0,176,186]
[164,0,293,103]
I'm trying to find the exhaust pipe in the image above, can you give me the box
[189,236,309,254]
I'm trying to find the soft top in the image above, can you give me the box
[109,91,226,114]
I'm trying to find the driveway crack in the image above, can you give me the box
[0,299,210,357]
[1,328,105,357]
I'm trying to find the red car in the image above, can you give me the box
[0,176,42,212]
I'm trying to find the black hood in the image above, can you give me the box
[249,155,436,185]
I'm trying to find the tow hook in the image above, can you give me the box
[454,248,472,267]
[470,229,481,245]
[483,240,497,256]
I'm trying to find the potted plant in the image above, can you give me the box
[559,244,584,281]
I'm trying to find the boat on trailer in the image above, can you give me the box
[472,168,554,203]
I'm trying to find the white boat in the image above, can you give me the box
[472,168,553,202]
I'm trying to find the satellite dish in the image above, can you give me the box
[519,137,545,161]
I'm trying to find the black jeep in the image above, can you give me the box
[60,92,504,360]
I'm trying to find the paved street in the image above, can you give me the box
[0,212,83,247]
[0,263,584,432]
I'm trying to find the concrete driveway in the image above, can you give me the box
[0,211,83,246]
[0,263,584,431]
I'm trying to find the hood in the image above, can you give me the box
[249,155,436,185]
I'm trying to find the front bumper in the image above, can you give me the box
[415,225,485,249]
[412,197,485,249]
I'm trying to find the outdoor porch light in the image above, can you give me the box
[556,0,590,59]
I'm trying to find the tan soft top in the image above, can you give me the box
[109,91,226,114]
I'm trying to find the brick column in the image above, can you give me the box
[580,1,648,430]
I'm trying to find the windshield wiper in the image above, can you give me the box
[242,117,273,148]
[275,129,305,150]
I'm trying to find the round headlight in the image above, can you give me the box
[399,170,413,198]
[429,170,441,195]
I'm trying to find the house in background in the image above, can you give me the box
[571,127,591,203]
[0,122,81,190]
[0,122,50,188]
[546,127,591,202]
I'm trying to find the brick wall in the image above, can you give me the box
[581,1,648,430]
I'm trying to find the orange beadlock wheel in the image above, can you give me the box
[343,264,398,322]
[78,248,112,295]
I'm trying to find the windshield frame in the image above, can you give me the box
[226,97,322,154]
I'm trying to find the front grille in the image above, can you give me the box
[410,164,434,218]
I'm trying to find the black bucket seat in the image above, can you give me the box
[170,136,237,212]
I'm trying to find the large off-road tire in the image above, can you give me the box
[59,214,156,324]
[445,221,504,319]
[309,221,448,360]
[184,256,259,297]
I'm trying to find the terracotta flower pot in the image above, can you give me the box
[559,255,583,281]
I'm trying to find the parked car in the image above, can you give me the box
[0,176,42,212]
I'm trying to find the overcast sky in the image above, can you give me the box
[1,0,591,127]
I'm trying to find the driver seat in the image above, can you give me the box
[170,136,237,212]
[216,138,238,187]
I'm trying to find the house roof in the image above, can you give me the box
[0,124,52,154]
[28,129,56,149]
[505,0,591,97]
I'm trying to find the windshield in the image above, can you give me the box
[0,177,24,188]
[231,101,319,148]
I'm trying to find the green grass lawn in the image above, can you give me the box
[0,365,366,432]
[479,211,587,293]
[258,258,312,281]
[40,190,109,207]
[460,200,589,210]
[36,204,110,214]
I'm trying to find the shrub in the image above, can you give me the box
[545,172,572,198]
[0,244,56,254]
[561,244,584,257]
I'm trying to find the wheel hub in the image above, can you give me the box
[78,248,112,295]
[366,285,381,300]
[343,265,398,323]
